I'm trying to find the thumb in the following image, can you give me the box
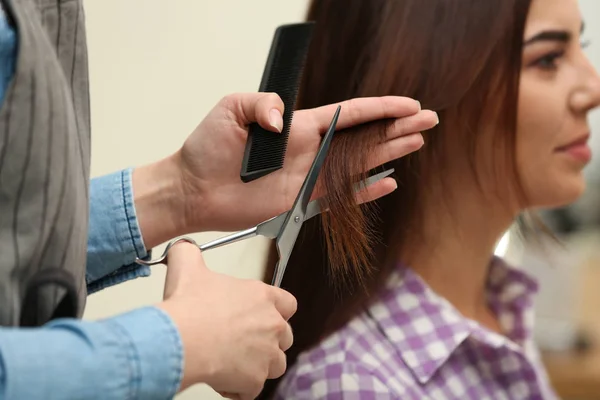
[226,92,285,133]
[163,238,207,299]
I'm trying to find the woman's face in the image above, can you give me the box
[517,0,600,209]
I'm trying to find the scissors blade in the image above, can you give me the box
[256,168,396,240]
[303,168,395,221]
[271,106,341,287]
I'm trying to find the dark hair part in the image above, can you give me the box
[259,0,532,397]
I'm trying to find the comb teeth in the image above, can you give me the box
[240,22,315,183]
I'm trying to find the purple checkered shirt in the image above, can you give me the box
[274,257,559,399]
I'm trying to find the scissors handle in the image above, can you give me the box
[199,227,258,251]
[135,227,258,266]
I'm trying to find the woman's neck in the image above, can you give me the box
[402,182,516,330]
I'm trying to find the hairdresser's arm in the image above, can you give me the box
[84,166,176,294]
[0,306,183,400]
[84,156,196,293]
[274,361,400,400]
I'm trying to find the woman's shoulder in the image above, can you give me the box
[273,313,413,399]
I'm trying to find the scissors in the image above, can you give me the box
[136,105,394,287]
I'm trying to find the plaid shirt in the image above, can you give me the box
[274,258,558,399]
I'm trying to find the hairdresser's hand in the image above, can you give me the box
[133,93,438,240]
[158,241,295,399]
[178,93,438,232]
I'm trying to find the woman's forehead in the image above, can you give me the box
[524,0,582,39]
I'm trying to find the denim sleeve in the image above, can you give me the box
[0,306,183,400]
[86,168,155,294]
[0,3,16,106]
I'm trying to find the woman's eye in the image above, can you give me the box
[533,51,564,71]
[529,39,591,72]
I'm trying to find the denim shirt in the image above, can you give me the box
[0,8,183,400]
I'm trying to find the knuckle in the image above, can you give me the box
[272,342,282,356]
[393,116,407,134]
[286,322,294,342]
[275,286,295,303]
[266,92,283,104]
[219,93,243,115]
[273,318,287,334]
[269,350,287,379]
[378,97,389,118]
[288,293,298,313]
[257,283,273,302]
[247,280,269,299]
[345,98,362,124]
[220,93,238,105]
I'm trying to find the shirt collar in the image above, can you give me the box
[367,257,539,384]
[486,257,539,343]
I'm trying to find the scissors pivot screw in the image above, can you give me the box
[294,216,300,223]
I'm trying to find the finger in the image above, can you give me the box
[272,288,298,321]
[166,240,206,271]
[268,350,287,380]
[254,93,285,133]
[353,177,398,205]
[309,134,423,205]
[163,240,206,298]
[227,92,285,133]
[384,110,439,141]
[279,322,294,352]
[314,177,398,212]
[300,96,422,133]
[369,132,424,170]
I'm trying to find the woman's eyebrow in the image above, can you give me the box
[524,30,570,46]
[524,21,584,47]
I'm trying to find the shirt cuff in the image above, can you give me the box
[0,306,183,400]
[103,306,184,398]
[86,168,153,293]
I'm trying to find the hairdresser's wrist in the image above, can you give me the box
[132,154,191,249]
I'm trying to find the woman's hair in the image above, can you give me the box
[259,0,532,397]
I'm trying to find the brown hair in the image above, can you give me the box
[259,0,532,397]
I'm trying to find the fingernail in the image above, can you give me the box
[416,100,421,111]
[434,112,440,125]
[269,109,283,133]
[392,180,398,191]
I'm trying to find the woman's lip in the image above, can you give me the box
[556,133,590,151]
[557,142,592,163]
[555,134,592,163]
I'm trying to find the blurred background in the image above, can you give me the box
[81,1,600,399]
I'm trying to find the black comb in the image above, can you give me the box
[240,22,315,183]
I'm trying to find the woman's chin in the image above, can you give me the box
[533,175,587,209]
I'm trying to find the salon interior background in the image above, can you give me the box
[82,1,600,399]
